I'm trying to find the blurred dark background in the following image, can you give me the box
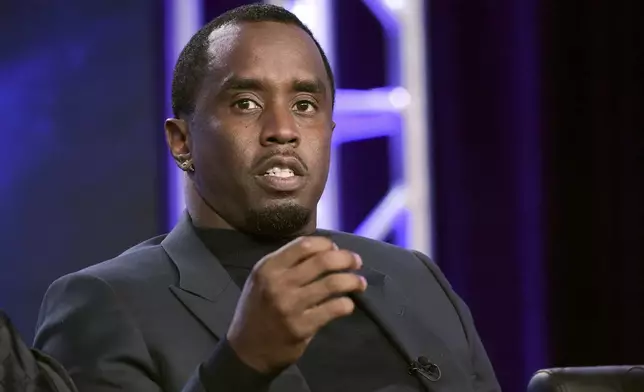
[1,1,642,391]
[0,0,166,337]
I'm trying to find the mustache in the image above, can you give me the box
[253,149,308,172]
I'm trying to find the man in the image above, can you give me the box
[0,310,77,392]
[34,4,500,392]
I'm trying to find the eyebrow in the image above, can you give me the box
[292,78,326,95]
[218,75,327,96]
[220,76,264,92]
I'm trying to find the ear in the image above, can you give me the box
[164,118,190,158]
[331,121,336,132]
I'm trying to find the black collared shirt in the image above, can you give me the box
[195,227,425,392]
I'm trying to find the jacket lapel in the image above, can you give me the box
[161,213,310,392]
[331,235,475,391]
[354,276,474,391]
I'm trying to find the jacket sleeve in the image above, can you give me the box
[33,273,274,392]
[413,251,502,392]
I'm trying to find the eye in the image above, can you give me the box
[292,100,316,113]
[233,99,260,111]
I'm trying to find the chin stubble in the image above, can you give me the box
[245,202,312,238]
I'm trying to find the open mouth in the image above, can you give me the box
[256,166,304,192]
[264,167,296,178]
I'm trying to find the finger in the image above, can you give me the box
[267,236,336,269]
[295,272,367,311]
[287,250,362,287]
[298,297,357,334]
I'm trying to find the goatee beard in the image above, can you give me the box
[244,202,312,238]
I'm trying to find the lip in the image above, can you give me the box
[255,174,306,193]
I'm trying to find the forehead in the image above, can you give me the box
[205,21,329,90]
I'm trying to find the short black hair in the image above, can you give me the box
[171,3,336,118]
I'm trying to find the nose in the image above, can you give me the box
[260,106,300,147]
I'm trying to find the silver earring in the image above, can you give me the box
[174,153,194,172]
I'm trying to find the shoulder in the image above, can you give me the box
[42,234,177,310]
[321,230,437,275]
[322,230,412,255]
[73,234,175,285]
[35,234,179,343]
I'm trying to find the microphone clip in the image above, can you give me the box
[408,356,441,382]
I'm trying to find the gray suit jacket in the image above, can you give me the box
[33,214,500,392]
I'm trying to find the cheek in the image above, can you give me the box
[192,122,250,171]
[192,130,253,198]
[306,137,332,179]
[314,131,332,161]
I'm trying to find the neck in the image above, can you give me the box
[184,177,234,230]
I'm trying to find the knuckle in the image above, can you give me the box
[292,325,309,341]
[325,275,344,292]
[296,236,313,249]
[332,297,355,315]
[333,250,356,268]
[300,236,333,250]
[316,236,335,248]
[324,274,358,292]
[340,250,357,266]
[316,254,335,270]
[317,250,351,270]
[286,318,310,340]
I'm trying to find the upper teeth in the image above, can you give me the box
[265,167,294,177]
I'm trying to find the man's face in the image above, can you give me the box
[169,22,334,237]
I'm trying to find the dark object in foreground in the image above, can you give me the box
[528,365,644,392]
[0,311,77,392]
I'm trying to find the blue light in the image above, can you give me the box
[164,0,202,229]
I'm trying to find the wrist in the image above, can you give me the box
[226,333,275,374]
